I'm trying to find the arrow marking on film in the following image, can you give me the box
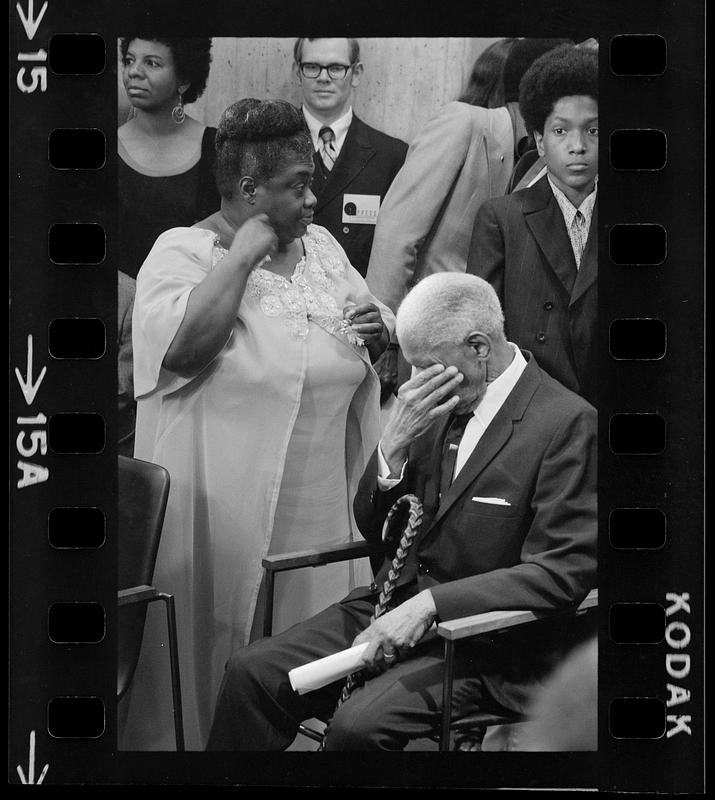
[16,730,49,785]
[15,334,47,405]
[16,0,48,42]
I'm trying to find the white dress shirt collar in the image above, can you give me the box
[303,105,353,155]
[471,344,527,429]
[451,344,527,478]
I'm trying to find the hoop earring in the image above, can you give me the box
[171,92,186,125]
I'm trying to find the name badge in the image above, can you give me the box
[342,193,381,225]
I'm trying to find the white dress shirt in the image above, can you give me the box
[303,105,353,161]
[377,344,528,488]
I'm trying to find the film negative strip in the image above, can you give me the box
[9,0,705,789]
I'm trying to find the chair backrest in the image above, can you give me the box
[117,455,170,700]
[118,455,170,590]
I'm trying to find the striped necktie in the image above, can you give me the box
[571,210,588,268]
[318,126,336,171]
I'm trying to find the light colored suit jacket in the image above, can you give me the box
[365,101,516,313]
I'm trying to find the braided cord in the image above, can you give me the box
[320,494,423,748]
[373,494,423,620]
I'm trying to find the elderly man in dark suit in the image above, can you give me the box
[206,272,596,751]
[468,45,598,405]
[294,37,408,279]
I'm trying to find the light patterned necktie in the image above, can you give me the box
[318,126,336,171]
[571,210,588,268]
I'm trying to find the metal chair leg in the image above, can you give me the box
[263,570,275,639]
[159,593,185,751]
[440,639,455,751]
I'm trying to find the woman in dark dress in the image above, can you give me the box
[118,36,220,278]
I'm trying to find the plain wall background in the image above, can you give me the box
[118,37,503,143]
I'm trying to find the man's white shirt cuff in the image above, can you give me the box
[377,443,407,490]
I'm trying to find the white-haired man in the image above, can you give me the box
[207,273,596,751]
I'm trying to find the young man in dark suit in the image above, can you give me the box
[207,272,596,751]
[294,37,408,278]
[468,45,598,405]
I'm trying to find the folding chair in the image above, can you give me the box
[117,454,185,751]
[437,588,599,750]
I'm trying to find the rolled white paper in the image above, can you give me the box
[288,643,369,695]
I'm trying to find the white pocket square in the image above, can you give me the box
[472,496,511,506]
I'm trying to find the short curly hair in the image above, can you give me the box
[119,37,212,104]
[215,99,314,199]
[519,44,598,135]
[396,273,506,355]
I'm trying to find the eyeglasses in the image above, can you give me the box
[299,62,355,80]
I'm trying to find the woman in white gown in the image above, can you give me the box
[122,98,394,750]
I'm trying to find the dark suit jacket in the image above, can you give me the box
[467,176,598,406]
[354,352,596,627]
[310,114,407,277]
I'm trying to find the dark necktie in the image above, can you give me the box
[438,412,473,503]
[318,126,336,171]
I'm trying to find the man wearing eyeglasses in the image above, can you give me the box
[293,38,408,283]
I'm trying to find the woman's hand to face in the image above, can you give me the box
[228,213,279,272]
[343,303,389,362]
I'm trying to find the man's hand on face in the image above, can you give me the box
[380,364,463,474]
[352,590,438,672]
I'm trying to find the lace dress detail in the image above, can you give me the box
[211,228,364,347]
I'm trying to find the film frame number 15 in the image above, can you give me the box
[16,0,49,94]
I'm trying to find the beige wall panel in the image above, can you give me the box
[119,37,504,144]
